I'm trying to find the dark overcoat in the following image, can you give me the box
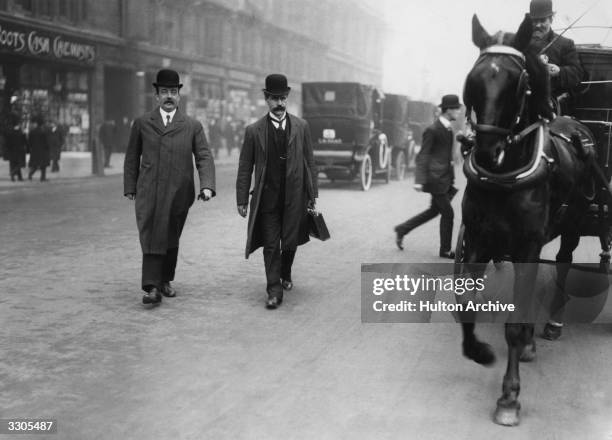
[46,128,63,162]
[414,119,454,194]
[4,128,27,167]
[123,108,216,255]
[236,114,318,259]
[28,126,50,168]
[529,31,583,95]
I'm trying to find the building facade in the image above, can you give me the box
[0,0,385,165]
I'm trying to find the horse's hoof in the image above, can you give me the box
[542,323,562,341]
[463,340,496,365]
[520,341,536,362]
[493,403,521,426]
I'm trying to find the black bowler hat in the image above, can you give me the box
[262,73,291,95]
[529,0,554,19]
[438,94,462,110]
[152,69,183,89]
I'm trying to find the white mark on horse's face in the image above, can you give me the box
[491,62,500,74]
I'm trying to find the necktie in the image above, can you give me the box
[166,115,171,127]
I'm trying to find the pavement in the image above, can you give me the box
[0,148,240,191]
[1,165,612,439]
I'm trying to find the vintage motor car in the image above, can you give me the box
[302,82,391,191]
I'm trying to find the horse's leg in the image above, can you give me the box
[493,244,541,426]
[457,235,495,366]
[543,233,579,340]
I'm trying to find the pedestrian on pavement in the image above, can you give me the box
[394,94,461,259]
[236,73,318,309]
[47,120,64,173]
[4,118,27,182]
[116,116,132,153]
[27,117,50,182]
[124,68,216,307]
[99,119,116,168]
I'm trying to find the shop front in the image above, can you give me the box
[0,17,95,151]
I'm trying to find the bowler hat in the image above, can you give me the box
[152,69,183,89]
[262,73,291,95]
[529,0,554,19]
[438,94,462,110]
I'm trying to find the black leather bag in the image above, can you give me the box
[307,209,330,241]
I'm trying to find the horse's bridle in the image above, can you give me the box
[465,45,539,145]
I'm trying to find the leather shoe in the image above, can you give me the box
[394,227,404,250]
[160,282,176,297]
[266,296,283,309]
[439,250,455,259]
[142,288,162,306]
[281,279,293,290]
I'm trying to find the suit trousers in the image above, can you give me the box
[396,192,454,252]
[141,247,178,292]
[260,209,297,298]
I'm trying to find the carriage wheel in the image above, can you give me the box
[394,150,407,181]
[360,154,373,191]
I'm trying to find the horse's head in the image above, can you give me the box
[464,14,550,172]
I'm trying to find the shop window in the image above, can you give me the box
[57,0,85,23]
[14,0,33,13]
[0,0,8,10]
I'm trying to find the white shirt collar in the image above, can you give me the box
[269,112,287,129]
[439,116,452,129]
[160,108,177,125]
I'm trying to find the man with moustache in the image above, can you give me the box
[124,69,216,307]
[394,95,461,259]
[236,74,318,309]
[527,0,583,110]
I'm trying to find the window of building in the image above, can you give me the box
[14,0,33,13]
[57,0,84,22]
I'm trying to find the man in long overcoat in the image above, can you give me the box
[27,117,50,182]
[5,118,27,181]
[124,69,216,306]
[236,74,318,309]
[394,94,461,259]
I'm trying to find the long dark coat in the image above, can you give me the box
[46,127,63,161]
[236,114,318,259]
[28,126,50,168]
[4,128,27,167]
[124,109,216,255]
[528,31,583,95]
[414,119,454,194]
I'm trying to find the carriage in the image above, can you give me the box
[453,15,612,427]
[302,82,393,191]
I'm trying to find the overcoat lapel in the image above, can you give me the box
[165,111,185,136]
[288,114,297,147]
[148,108,166,135]
[255,116,267,155]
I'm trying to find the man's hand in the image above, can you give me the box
[198,188,212,201]
[125,193,135,200]
[237,204,247,217]
[307,198,317,211]
[547,63,560,76]
[414,184,423,192]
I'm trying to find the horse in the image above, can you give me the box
[456,14,600,426]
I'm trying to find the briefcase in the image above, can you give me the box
[307,209,330,241]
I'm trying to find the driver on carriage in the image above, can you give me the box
[527,0,584,116]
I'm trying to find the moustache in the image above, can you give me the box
[273,106,285,111]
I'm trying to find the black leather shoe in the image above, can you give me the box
[394,227,404,250]
[266,296,283,309]
[142,288,162,306]
[160,282,176,297]
[439,250,455,259]
[281,279,293,290]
